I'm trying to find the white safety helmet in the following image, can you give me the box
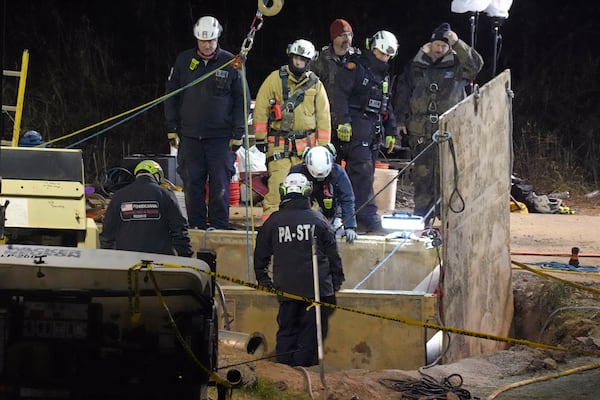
[287,39,317,61]
[279,173,313,198]
[305,146,334,181]
[369,30,398,57]
[193,16,222,40]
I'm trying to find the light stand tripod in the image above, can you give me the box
[491,17,506,77]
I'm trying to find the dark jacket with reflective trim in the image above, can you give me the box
[253,195,344,299]
[164,46,248,140]
[332,50,397,142]
[100,175,193,257]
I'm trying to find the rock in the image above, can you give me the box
[542,357,558,370]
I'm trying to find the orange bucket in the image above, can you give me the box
[229,181,240,206]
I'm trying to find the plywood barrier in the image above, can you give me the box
[439,70,514,361]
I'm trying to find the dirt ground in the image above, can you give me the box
[215,195,600,400]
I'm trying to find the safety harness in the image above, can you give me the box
[267,67,318,163]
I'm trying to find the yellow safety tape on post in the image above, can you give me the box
[257,0,284,16]
[512,259,600,296]
[155,262,600,358]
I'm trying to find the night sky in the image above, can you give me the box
[4,0,597,94]
[1,0,599,175]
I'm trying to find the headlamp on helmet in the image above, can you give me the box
[279,173,313,198]
[367,30,398,58]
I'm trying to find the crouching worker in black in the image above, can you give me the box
[100,160,193,257]
[253,173,345,367]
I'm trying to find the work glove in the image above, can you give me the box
[336,123,352,142]
[385,136,396,154]
[344,228,357,244]
[398,125,409,147]
[167,132,180,149]
[229,138,243,152]
[255,138,268,153]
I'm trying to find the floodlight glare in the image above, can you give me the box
[451,0,513,18]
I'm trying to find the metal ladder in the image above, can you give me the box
[2,49,29,146]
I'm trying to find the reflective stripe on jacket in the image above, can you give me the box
[254,66,331,149]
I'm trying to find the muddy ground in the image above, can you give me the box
[214,195,600,400]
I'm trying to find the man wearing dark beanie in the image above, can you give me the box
[430,22,452,44]
[312,18,361,158]
[392,22,483,226]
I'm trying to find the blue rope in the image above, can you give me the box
[534,261,600,273]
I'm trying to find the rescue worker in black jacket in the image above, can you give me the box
[254,172,345,367]
[100,160,193,257]
[332,30,399,233]
[164,16,249,230]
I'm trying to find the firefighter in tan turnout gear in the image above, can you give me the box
[253,39,331,221]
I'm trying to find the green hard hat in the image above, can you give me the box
[134,160,164,183]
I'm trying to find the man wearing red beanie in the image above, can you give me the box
[329,18,352,42]
[312,19,361,157]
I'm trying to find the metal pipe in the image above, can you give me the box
[218,330,266,357]
[311,233,326,388]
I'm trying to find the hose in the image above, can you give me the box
[539,306,600,340]
[379,373,477,399]
[215,281,233,330]
[294,366,315,399]
[485,361,600,400]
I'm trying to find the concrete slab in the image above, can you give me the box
[219,286,437,370]
[188,228,440,291]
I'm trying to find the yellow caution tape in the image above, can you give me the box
[143,261,600,359]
